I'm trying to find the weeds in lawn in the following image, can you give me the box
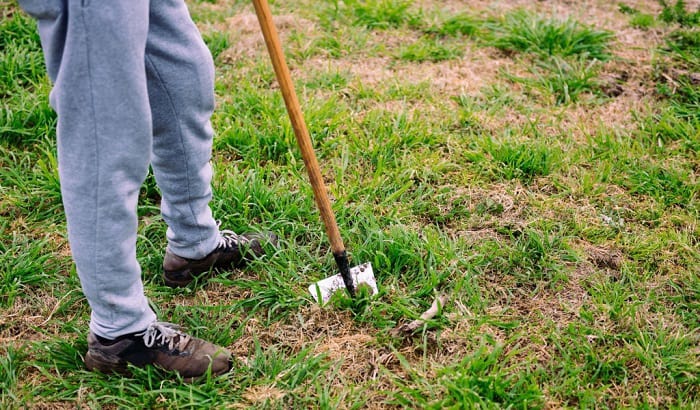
[487,9,614,61]
[507,56,603,104]
[658,0,700,27]
[348,0,422,30]
[397,36,464,62]
[619,3,657,29]
[426,13,482,38]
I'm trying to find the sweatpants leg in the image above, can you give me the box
[145,0,220,260]
[22,0,157,339]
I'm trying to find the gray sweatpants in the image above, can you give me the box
[20,0,221,339]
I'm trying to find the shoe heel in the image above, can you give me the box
[163,270,194,288]
[85,350,128,374]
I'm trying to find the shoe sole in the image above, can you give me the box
[163,268,214,288]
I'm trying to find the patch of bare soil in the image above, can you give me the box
[211,1,666,145]
[229,305,389,383]
[0,290,84,344]
[239,385,287,407]
[450,183,527,239]
[585,244,624,271]
[366,1,664,141]
[341,46,514,96]
[216,13,318,64]
[165,280,259,308]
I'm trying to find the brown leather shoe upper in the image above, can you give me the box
[163,231,278,287]
[85,322,232,381]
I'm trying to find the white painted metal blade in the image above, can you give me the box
[309,262,377,304]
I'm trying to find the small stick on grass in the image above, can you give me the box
[391,294,448,337]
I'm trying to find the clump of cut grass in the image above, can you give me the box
[487,9,614,61]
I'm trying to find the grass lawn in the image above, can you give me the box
[1,0,698,408]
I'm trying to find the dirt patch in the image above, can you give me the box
[214,0,664,145]
[488,264,592,329]
[217,13,319,64]
[240,385,287,406]
[326,45,514,97]
[163,280,258,309]
[229,305,385,384]
[585,244,624,271]
[0,290,84,344]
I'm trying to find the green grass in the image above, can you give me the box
[0,10,56,144]
[347,0,423,29]
[658,0,700,27]
[397,36,464,62]
[426,13,483,38]
[480,137,560,182]
[507,56,603,104]
[485,9,614,105]
[619,3,658,29]
[630,12,657,29]
[487,9,614,61]
[2,0,700,408]
[203,31,231,60]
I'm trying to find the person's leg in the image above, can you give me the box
[145,0,219,260]
[145,0,278,288]
[21,0,232,378]
[25,0,156,339]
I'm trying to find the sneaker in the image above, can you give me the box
[163,228,278,288]
[84,322,232,381]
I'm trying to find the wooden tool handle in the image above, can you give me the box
[252,0,345,256]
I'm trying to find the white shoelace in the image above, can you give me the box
[218,229,249,250]
[138,322,191,351]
